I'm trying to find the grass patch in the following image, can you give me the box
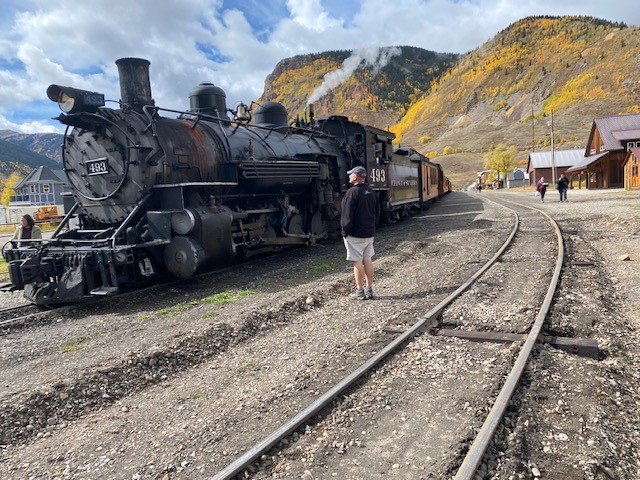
[61,335,88,353]
[309,262,334,275]
[157,299,200,317]
[150,290,254,319]
[202,289,255,305]
[253,278,270,288]
[190,391,205,400]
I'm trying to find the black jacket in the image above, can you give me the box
[340,183,379,238]
[557,177,569,190]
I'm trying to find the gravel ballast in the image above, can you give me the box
[1,189,638,479]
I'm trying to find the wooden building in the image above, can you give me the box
[6,166,69,223]
[566,113,640,189]
[506,167,529,188]
[623,147,640,190]
[476,170,491,187]
[526,149,582,186]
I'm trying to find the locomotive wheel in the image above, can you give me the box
[310,212,324,235]
[286,214,304,235]
[164,236,203,278]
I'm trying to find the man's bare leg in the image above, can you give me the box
[363,257,374,286]
[352,260,365,288]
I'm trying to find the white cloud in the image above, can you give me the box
[0,0,638,133]
[0,113,61,134]
[286,0,341,31]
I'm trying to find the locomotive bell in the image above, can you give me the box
[189,82,229,119]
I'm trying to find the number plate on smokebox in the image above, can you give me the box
[86,157,109,176]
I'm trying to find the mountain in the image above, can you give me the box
[0,130,63,163]
[0,138,59,177]
[391,16,640,156]
[259,46,460,129]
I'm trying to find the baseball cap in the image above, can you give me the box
[347,166,366,178]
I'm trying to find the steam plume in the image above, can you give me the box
[306,46,401,105]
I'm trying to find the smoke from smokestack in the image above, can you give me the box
[306,46,401,105]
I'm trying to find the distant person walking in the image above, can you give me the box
[556,174,569,202]
[536,177,548,202]
[341,166,380,300]
[13,214,42,245]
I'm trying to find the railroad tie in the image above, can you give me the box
[431,327,599,359]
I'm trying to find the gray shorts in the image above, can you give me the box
[343,236,375,261]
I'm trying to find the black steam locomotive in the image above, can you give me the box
[3,58,449,305]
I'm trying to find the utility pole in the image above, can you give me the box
[550,109,556,187]
[531,102,535,152]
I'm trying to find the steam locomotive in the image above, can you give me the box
[3,58,450,305]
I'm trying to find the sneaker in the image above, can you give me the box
[351,288,366,300]
[364,286,374,300]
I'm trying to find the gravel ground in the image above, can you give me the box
[0,193,514,479]
[246,200,559,480]
[2,188,637,480]
[484,188,640,480]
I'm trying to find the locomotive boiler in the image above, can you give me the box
[4,58,436,305]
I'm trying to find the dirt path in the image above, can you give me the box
[4,189,636,479]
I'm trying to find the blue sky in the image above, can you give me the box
[0,0,638,134]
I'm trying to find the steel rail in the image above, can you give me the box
[453,198,564,480]
[212,198,520,480]
[0,311,56,329]
[0,304,32,315]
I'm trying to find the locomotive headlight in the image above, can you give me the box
[46,84,105,114]
[58,91,75,113]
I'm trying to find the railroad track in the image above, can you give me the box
[210,196,564,480]
[0,304,56,329]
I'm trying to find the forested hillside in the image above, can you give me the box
[8,16,640,189]
[391,16,640,155]
[260,46,459,128]
[0,130,63,163]
[0,139,58,177]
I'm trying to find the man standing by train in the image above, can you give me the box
[341,165,380,300]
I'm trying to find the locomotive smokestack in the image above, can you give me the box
[115,57,154,110]
[306,104,314,125]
